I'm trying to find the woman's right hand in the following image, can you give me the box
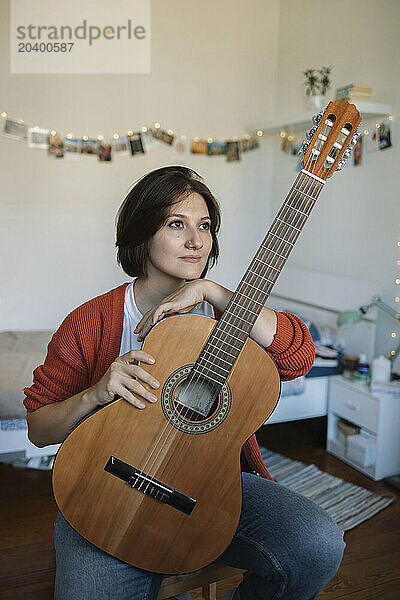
[92,350,160,409]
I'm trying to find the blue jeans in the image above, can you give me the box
[54,472,345,600]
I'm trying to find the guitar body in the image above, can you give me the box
[52,314,280,574]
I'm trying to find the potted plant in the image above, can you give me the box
[303,65,333,109]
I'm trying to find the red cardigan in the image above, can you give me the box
[23,283,315,480]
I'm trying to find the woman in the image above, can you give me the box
[24,166,345,600]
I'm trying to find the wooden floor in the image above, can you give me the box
[0,418,399,599]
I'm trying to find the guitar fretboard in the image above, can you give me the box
[189,171,325,389]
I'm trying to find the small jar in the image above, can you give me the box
[353,353,371,385]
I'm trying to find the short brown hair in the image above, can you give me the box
[116,166,221,278]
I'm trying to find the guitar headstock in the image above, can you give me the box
[299,100,362,180]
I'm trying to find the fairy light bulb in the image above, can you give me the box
[82,135,88,141]
[17,118,24,124]
[113,133,119,139]
[280,131,286,138]
[1,112,7,118]
[181,135,187,140]
[396,279,400,285]
[391,350,396,356]
[256,130,263,137]
[207,138,213,143]
[168,129,173,135]
[141,126,148,133]
[154,123,161,129]
[97,135,104,141]
[392,332,397,338]
[364,129,369,135]
[396,297,400,303]
[50,130,56,136]
[389,115,393,120]
[67,134,73,139]
[288,135,294,142]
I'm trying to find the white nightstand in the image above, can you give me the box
[327,375,400,481]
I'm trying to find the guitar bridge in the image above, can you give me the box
[104,456,197,515]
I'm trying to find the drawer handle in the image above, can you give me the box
[345,402,360,412]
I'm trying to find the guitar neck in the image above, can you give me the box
[191,170,325,387]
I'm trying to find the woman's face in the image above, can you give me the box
[147,192,213,281]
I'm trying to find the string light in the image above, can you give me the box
[396,279,400,285]
[364,129,369,135]
[392,332,397,338]
[396,297,400,303]
[280,131,286,138]
[1,110,263,155]
[389,115,394,120]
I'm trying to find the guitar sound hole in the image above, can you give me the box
[172,377,220,422]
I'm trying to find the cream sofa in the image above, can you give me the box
[0,330,60,458]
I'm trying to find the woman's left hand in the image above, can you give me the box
[134,279,209,341]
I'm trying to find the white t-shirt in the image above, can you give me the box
[119,277,216,356]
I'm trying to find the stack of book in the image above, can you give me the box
[335,83,372,102]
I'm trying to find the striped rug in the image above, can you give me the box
[259,447,395,531]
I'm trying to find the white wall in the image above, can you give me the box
[0,0,279,328]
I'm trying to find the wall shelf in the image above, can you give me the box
[262,102,393,134]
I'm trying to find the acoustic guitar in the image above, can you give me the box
[52,100,361,574]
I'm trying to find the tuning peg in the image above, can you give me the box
[312,112,323,125]
[298,141,310,156]
[350,131,361,147]
[306,127,316,140]
[335,160,345,171]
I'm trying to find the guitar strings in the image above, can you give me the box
[133,120,329,493]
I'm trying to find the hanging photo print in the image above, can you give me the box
[3,118,27,141]
[129,132,145,155]
[207,140,227,156]
[112,136,130,154]
[378,121,392,150]
[191,139,208,154]
[98,142,112,162]
[226,140,240,162]
[48,133,64,158]
[27,127,50,149]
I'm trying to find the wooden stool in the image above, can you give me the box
[158,564,249,600]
